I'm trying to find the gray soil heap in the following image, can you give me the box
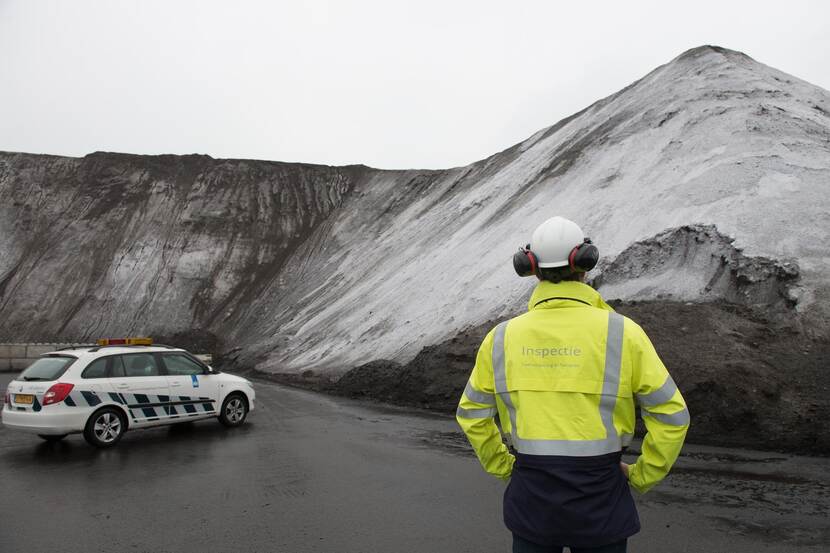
[1,45,829,453]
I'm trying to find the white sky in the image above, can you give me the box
[1,1,828,170]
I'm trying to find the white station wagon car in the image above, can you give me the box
[2,342,255,447]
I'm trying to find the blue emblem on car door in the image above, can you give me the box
[191,374,199,388]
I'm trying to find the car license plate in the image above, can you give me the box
[14,394,34,405]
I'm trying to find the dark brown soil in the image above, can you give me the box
[617,301,829,454]
[254,300,830,455]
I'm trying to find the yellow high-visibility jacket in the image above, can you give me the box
[456,280,689,494]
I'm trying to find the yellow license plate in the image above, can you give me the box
[14,394,34,405]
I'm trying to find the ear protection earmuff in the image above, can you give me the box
[512,244,539,277]
[512,238,599,277]
[568,238,599,273]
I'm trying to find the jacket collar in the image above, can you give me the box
[527,280,615,312]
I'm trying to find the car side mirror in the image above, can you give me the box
[204,366,216,375]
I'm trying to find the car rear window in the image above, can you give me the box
[19,356,77,381]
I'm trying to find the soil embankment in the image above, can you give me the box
[249,300,830,455]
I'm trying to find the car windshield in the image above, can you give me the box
[18,356,77,381]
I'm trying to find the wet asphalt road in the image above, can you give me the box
[1,372,828,553]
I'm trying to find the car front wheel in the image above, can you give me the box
[84,407,126,448]
[219,393,248,427]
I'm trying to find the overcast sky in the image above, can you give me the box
[1,1,828,169]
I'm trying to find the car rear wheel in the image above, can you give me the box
[84,407,126,448]
[38,434,67,442]
[219,393,248,427]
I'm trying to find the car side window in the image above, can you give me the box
[82,358,109,379]
[121,353,160,377]
[163,354,205,376]
[111,356,126,378]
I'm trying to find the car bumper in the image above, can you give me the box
[2,407,85,435]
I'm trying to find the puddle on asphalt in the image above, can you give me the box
[679,450,790,464]
[672,466,813,485]
[413,430,475,457]
[707,515,830,547]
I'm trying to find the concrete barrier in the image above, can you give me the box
[27,344,60,357]
[11,359,32,370]
[0,343,85,373]
[8,345,26,359]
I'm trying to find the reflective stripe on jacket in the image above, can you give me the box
[456,280,689,494]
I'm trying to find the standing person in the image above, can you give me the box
[456,216,689,553]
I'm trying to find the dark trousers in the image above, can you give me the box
[513,534,627,553]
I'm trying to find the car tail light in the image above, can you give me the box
[42,383,74,406]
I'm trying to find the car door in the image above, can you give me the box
[108,353,172,426]
[160,353,219,419]
[75,356,114,406]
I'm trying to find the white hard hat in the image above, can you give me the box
[530,216,586,268]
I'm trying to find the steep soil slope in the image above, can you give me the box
[236,46,830,375]
[0,152,369,343]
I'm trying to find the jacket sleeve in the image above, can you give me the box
[626,322,690,494]
[456,328,515,480]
